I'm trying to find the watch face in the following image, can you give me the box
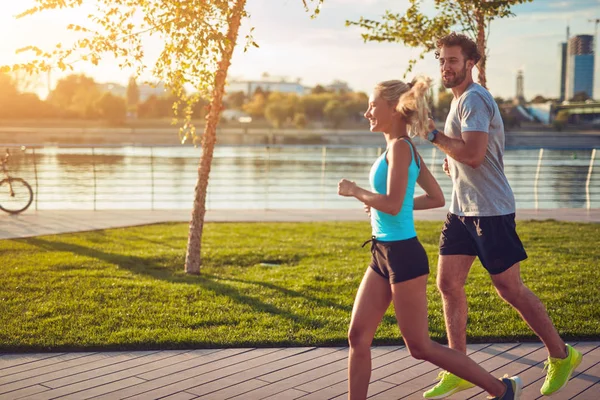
[428,131,435,141]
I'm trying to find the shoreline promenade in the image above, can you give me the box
[1,208,599,240]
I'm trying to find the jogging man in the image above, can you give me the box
[422,32,582,399]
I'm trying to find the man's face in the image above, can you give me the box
[438,46,472,88]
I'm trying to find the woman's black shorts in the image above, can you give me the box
[366,236,430,284]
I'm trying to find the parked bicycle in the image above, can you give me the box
[0,148,33,214]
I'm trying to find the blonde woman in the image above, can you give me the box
[338,77,520,400]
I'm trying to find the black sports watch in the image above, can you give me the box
[427,129,439,143]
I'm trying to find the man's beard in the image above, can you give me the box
[442,64,467,88]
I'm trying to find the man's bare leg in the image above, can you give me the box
[491,263,567,358]
[436,254,476,353]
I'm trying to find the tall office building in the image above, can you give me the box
[565,34,595,100]
[559,47,568,101]
[559,27,569,102]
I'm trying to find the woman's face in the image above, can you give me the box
[364,91,396,133]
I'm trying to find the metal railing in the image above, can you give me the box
[2,144,599,211]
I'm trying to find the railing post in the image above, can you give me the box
[534,148,544,210]
[32,147,39,211]
[150,147,155,210]
[586,148,597,210]
[320,146,327,208]
[92,147,97,211]
[265,146,270,210]
[430,146,437,174]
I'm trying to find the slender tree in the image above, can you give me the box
[8,0,325,274]
[347,0,532,88]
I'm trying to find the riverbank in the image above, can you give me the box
[3,121,600,148]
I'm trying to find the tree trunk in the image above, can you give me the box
[184,0,247,274]
[475,10,487,89]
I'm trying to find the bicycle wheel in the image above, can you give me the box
[0,178,34,214]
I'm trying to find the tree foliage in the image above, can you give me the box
[346,0,532,87]
[7,0,325,273]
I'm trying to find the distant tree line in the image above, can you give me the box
[2,72,585,129]
[0,73,210,125]
[223,85,369,129]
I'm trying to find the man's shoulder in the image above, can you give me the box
[461,83,493,101]
[458,83,495,112]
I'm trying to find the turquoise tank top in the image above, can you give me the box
[369,139,420,241]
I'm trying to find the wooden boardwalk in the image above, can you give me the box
[0,342,598,400]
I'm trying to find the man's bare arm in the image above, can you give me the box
[428,120,488,168]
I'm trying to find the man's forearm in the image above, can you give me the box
[433,132,480,168]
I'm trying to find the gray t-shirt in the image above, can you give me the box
[444,82,515,216]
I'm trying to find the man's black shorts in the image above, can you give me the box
[367,237,430,284]
[439,213,528,275]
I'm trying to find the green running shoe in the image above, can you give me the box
[423,371,475,399]
[540,344,583,396]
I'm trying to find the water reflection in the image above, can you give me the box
[8,145,599,210]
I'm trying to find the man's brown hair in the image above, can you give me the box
[435,32,481,64]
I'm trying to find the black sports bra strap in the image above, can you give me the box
[402,138,420,169]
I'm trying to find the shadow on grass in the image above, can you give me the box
[20,236,403,343]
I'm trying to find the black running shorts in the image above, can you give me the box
[439,213,528,275]
[367,237,430,284]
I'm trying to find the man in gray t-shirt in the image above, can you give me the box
[444,82,515,216]
[420,33,581,400]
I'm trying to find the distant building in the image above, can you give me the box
[559,42,568,101]
[513,70,525,105]
[558,27,569,102]
[227,76,309,96]
[565,34,595,100]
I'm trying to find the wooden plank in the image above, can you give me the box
[293,347,405,394]
[539,344,600,400]
[258,348,347,383]
[0,352,151,396]
[369,348,418,382]
[0,350,195,397]
[160,392,199,400]
[187,348,316,399]
[59,377,148,400]
[41,351,157,389]
[0,353,100,390]
[0,352,92,379]
[519,342,599,399]
[332,380,397,400]
[573,382,600,400]
[0,384,50,399]
[294,380,348,400]
[224,352,356,400]
[0,353,67,370]
[131,348,305,400]
[193,378,266,400]
[90,348,261,400]
[20,351,195,400]
[158,348,342,400]
[134,348,249,381]
[262,388,309,399]
[292,348,409,400]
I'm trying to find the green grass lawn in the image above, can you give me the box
[1,220,599,351]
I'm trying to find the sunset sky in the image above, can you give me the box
[0,0,598,100]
